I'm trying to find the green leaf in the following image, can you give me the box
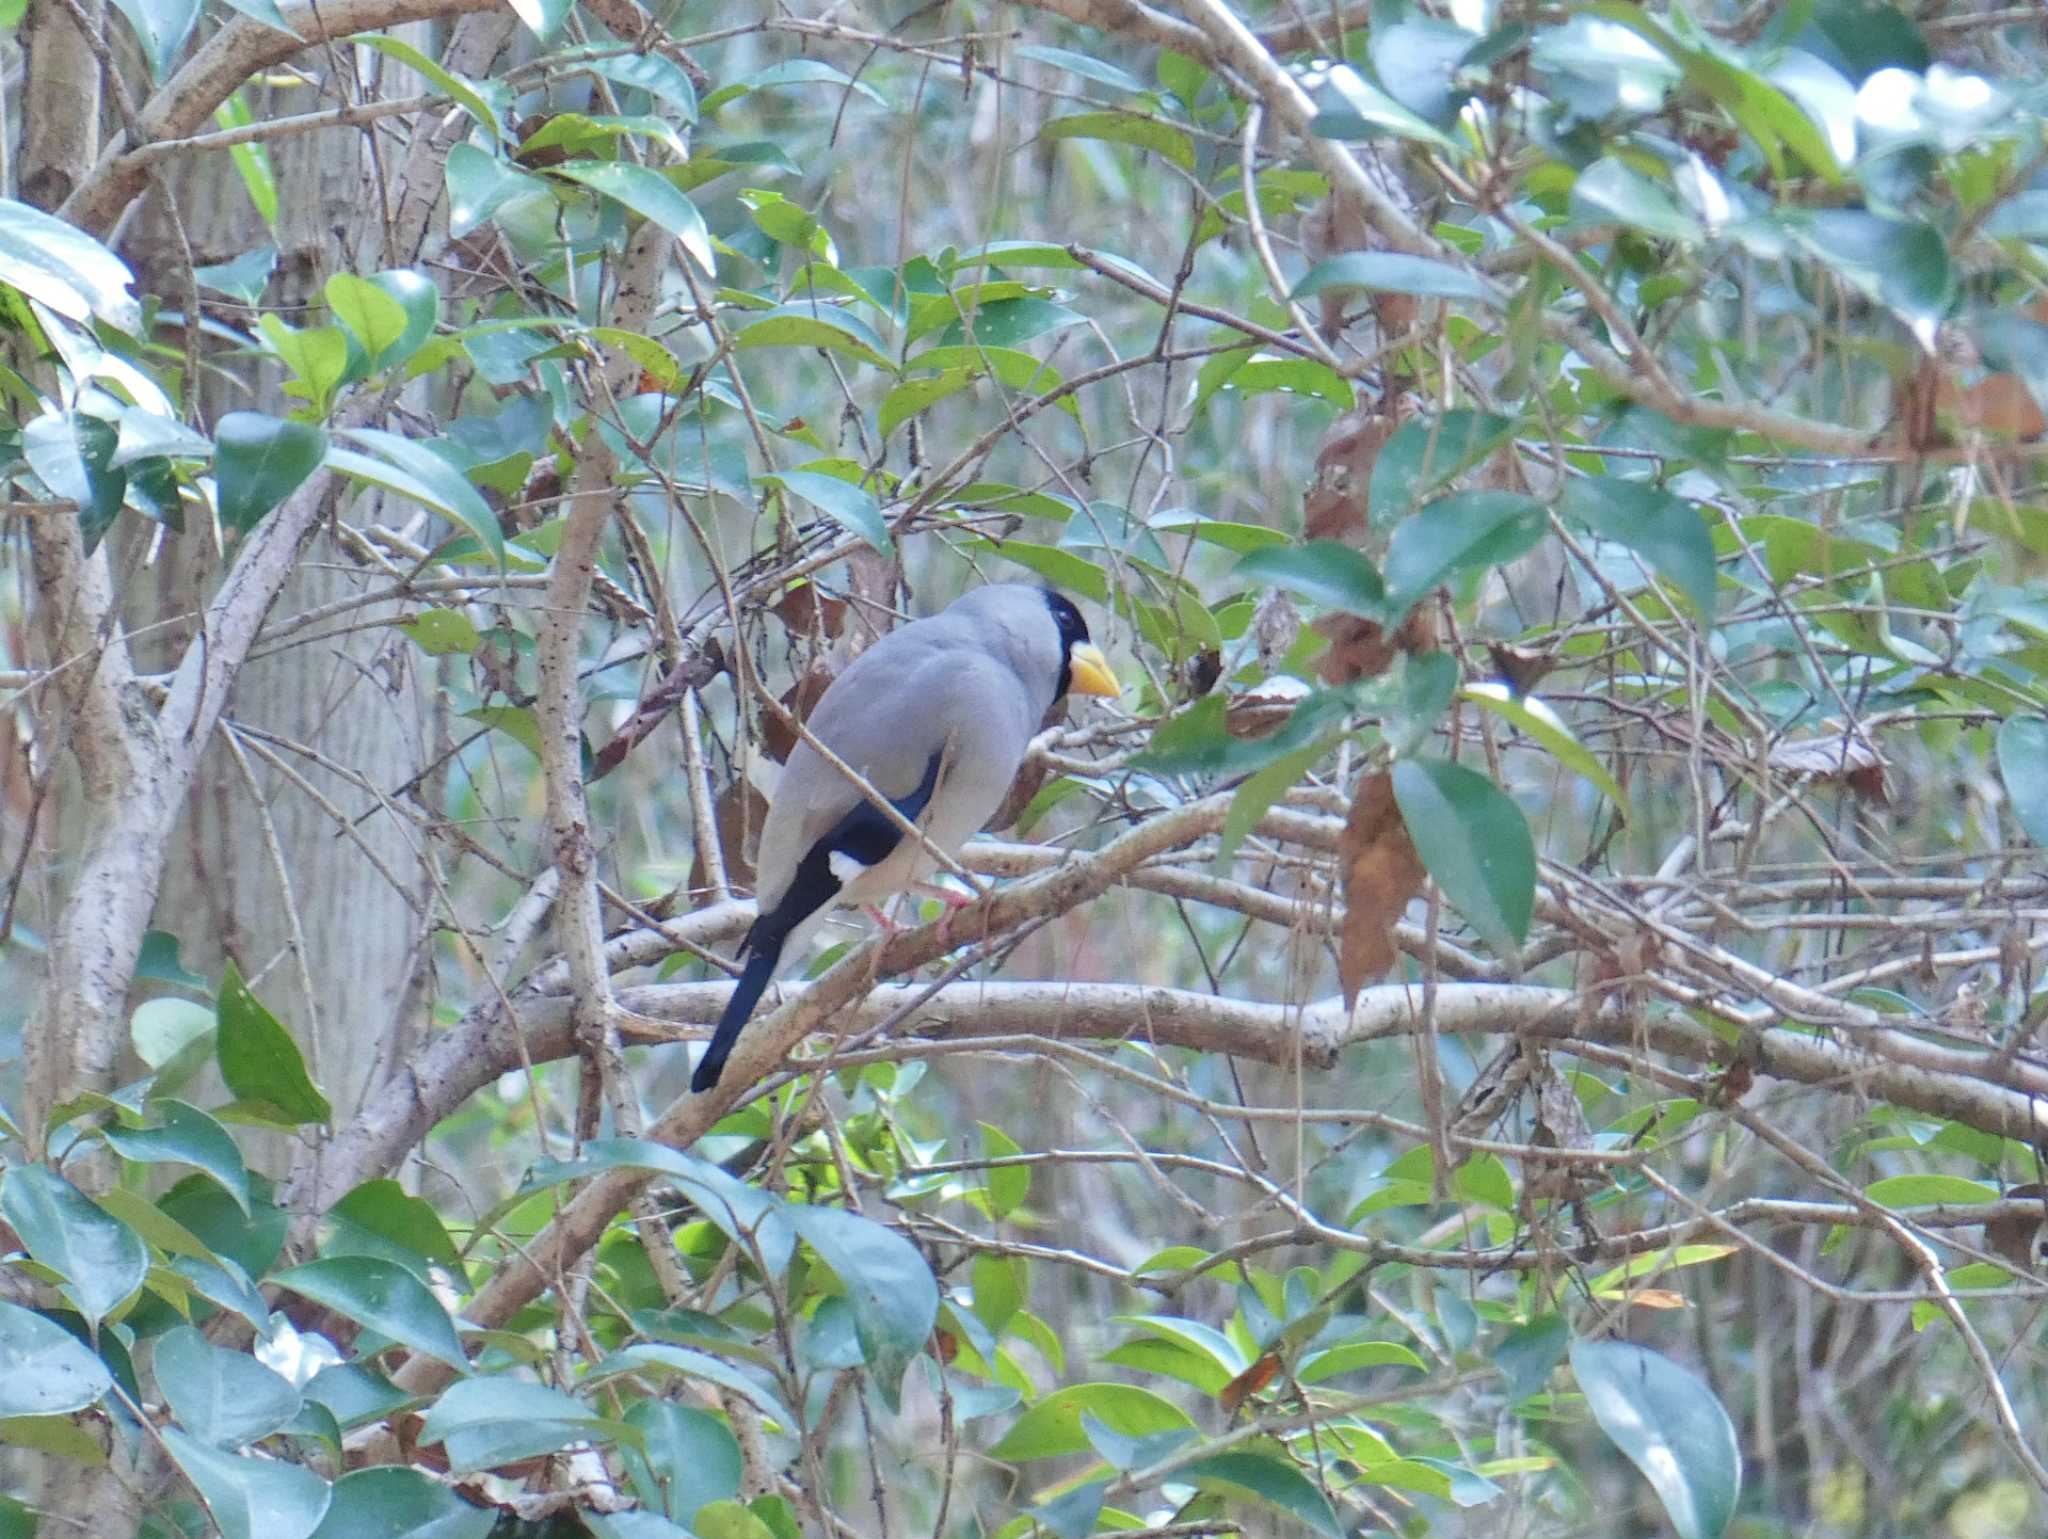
[102,1100,250,1215]
[106,0,198,79]
[331,430,504,569]
[1571,1338,1742,1539]
[0,1300,113,1415]
[562,46,699,123]
[163,1425,332,1539]
[764,470,890,555]
[462,704,543,759]
[1368,411,1515,526]
[979,1122,1028,1219]
[1236,541,1387,620]
[1219,737,1341,865]
[324,273,409,368]
[1,1166,148,1330]
[1391,758,1535,956]
[593,1343,796,1431]
[1135,689,1355,779]
[214,412,329,537]
[255,316,348,412]
[504,0,571,41]
[308,1467,495,1539]
[402,608,483,656]
[878,367,980,438]
[990,1383,1195,1460]
[1570,157,1703,244]
[367,269,440,369]
[420,1376,630,1475]
[330,1178,462,1270]
[155,1325,301,1447]
[1863,1174,1998,1207]
[271,1256,469,1372]
[551,162,713,275]
[1291,253,1491,305]
[1461,684,1629,815]
[349,33,499,138]
[1791,210,1953,346]
[701,58,885,113]
[193,245,277,304]
[791,1205,937,1411]
[1493,1311,1568,1401]
[23,411,125,553]
[445,145,544,239]
[1184,1450,1341,1538]
[1560,478,1718,621]
[1014,43,1146,95]
[1997,717,2048,848]
[0,197,142,331]
[1310,71,1459,151]
[625,1401,740,1524]
[1295,1340,1427,1382]
[216,960,331,1125]
[1042,110,1196,171]
[527,1138,797,1277]
[735,305,893,370]
[1383,491,1547,612]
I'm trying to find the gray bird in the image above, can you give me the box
[692,584,1121,1092]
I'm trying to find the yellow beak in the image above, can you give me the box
[1068,642,1121,698]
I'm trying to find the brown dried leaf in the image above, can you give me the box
[1485,641,1560,697]
[1767,731,1889,802]
[1219,1350,1283,1415]
[1304,405,1396,544]
[1986,1183,2046,1271]
[1337,771,1427,1005]
[761,663,839,764]
[1313,604,1436,687]
[771,580,847,640]
[1225,676,1309,741]
[692,777,767,895]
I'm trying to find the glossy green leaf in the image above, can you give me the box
[0,197,142,330]
[271,1256,468,1371]
[445,145,543,239]
[791,1205,937,1411]
[1042,111,1196,171]
[307,1467,495,1539]
[216,960,331,1125]
[1236,540,1387,620]
[1015,43,1146,95]
[878,367,980,438]
[1560,478,1718,621]
[1997,717,2048,848]
[256,316,348,412]
[735,305,893,370]
[102,1099,250,1214]
[551,161,712,275]
[504,0,571,41]
[1461,684,1629,815]
[331,430,504,569]
[1570,157,1702,243]
[155,1325,301,1447]
[350,33,499,138]
[22,411,125,552]
[1383,491,1547,611]
[1310,70,1459,151]
[0,1300,113,1415]
[1863,1174,1998,1207]
[1185,1450,1341,1538]
[1,1166,148,1330]
[1791,210,1953,346]
[324,273,408,370]
[163,1426,330,1539]
[1295,1340,1427,1382]
[214,412,328,537]
[1494,1311,1569,1402]
[593,1344,796,1430]
[419,1375,629,1474]
[527,1138,796,1278]
[624,1401,740,1523]
[1292,252,1491,305]
[1571,1338,1741,1539]
[764,470,890,554]
[991,1382,1195,1460]
[979,1122,1029,1219]
[1368,410,1515,526]
[193,245,277,303]
[1391,758,1535,956]
[330,1178,462,1270]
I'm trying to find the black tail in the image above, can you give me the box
[693,938,784,1092]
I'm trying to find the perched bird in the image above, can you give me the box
[692,584,1121,1092]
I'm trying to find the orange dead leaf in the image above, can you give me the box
[1616,1288,1688,1311]
[1304,404,1397,544]
[1219,1350,1283,1414]
[1314,605,1436,687]
[1337,771,1427,1006]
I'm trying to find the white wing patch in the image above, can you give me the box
[828,848,869,886]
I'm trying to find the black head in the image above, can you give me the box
[1041,587,1092,699]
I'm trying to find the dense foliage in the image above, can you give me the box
[5,0,2048,1536]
